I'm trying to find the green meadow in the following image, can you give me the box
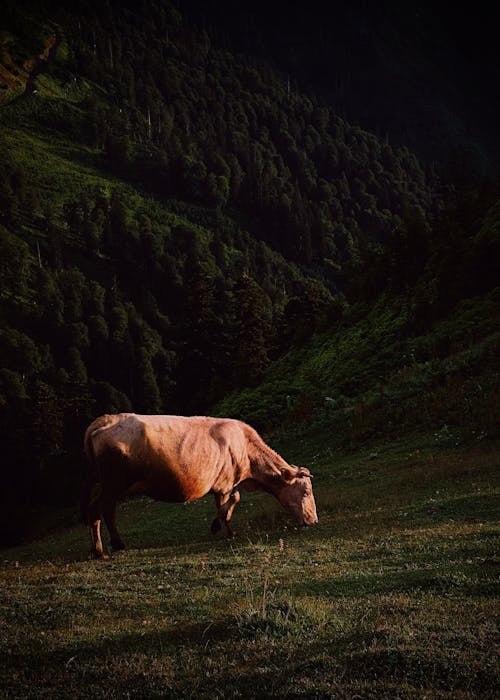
[1,431,498,698]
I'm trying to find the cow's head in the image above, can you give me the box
[276,465,318,527]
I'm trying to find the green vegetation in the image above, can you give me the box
[1,430,498,697]
[0,3,498,540]
[216,288,500,440]
[0,0,443,540]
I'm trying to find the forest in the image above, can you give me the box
[0,0,499,545]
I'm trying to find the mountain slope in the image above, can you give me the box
[216,284,500,441]
[183,0,500,180]
[0,0,498,546]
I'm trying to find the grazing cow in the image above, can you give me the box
[82,413,318,559]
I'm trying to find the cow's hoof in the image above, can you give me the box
[211,517,221,534]
[90,550,109,560]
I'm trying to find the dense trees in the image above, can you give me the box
[0,0,498,543]
[48,0,433,267]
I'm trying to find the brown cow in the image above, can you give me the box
[82,413,318,558]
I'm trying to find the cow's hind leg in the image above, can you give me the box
[212,491,241,538]
[87,495,108,560]
[102,499,125,551]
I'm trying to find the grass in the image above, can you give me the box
[1,431,498,698]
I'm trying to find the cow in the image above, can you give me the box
[82,413,318,559]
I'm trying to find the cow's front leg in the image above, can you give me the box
[211,491,241,538]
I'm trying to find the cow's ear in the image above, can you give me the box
[279,464,298,483]
[292,465,313,479]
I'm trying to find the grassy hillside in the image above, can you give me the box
[215,287,500,443]
[0,0,447,545]
[1,429,498,698]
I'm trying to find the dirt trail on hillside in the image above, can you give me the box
[0,33,59,106]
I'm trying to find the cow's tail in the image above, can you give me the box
[81,415,110,524]
[81,426,98,525]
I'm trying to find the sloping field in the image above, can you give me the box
[1,432,498,698]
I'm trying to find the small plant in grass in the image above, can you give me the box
[237,575,300,637]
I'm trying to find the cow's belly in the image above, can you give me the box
[141,468,214,503]
[122,425,230,502]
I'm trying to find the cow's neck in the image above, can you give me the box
[246,436,289,492]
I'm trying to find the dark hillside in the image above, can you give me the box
[183,0,500,181]
[0,0,499,546]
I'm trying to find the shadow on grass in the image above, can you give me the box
[338,646,497,697]
[293,560,498,599]
[1,620,234,697]
[414,492,500,523]
[3,615,497,699]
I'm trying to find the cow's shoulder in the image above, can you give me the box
[204,417,246,446]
